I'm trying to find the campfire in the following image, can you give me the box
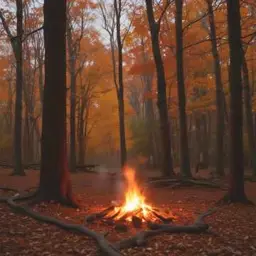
[85,167,175,229]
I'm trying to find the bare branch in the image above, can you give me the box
[157,0,173,24]
[22,25,43,42]
[0,10,14,39]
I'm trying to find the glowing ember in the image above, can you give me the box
[108,167,154,221]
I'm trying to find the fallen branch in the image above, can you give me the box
[147,178,226,190]
[6,194,121,256]
[114,208,217,250]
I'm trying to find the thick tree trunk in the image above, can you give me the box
[145,0,174,177]
[206,0,225,176]
[226,0,247,202]
[12,0,25,176]
[39,0,77,206]
[69,71,77,172]
[175,0,191,177]
[67,22,77,173]
[114,0,127,168]
[242,52,256,176]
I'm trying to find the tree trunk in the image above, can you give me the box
[175,0,191,177]
[38,0,77,206]
[242,52,256,176]
[12,0,25,175]
[226,0,247,202]
[201,113,209,165]
[78,96,86,165]
[67,24,77,173]
[206,0,225,176]
[145,0,174,177]
[114,0,127,168]
[141,39,155,165]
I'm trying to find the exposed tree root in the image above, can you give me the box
[4,194,121,256]
[114,208,217,250]
[147,178,226,190]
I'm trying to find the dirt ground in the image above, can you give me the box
[0,168,256,256]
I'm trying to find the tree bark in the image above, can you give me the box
[38,0,77,206]
[206,0,225,176]
[114,0,127,168]
[67,21,77,173]
[226,0,247,202]
[12,0,25,175]
[175,0,191,177]
[145,0,174,176]
[141,38,156,166]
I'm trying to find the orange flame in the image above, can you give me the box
[114,167,153,221]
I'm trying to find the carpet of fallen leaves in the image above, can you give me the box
[1,168,256,256]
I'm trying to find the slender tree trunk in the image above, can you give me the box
[201,113,209,165]
[175,0,191,177]
[145,0,174,177]
[225,0,247,202]
[206,0,225,176]
[38,0,77,206]
[12,0,25,176]
[195,113,201,167]
[242,52,256,176]
[141,39,155,164]
[114,0,127,168]
[78,97,86,165]
[7,78,13,133]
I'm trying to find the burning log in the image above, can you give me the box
[151,210,173,223]
[119,208,142,221]
[85,205,114,223]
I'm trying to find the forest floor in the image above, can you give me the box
[0,168,256,256]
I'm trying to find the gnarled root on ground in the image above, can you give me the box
[1,192,121,256]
